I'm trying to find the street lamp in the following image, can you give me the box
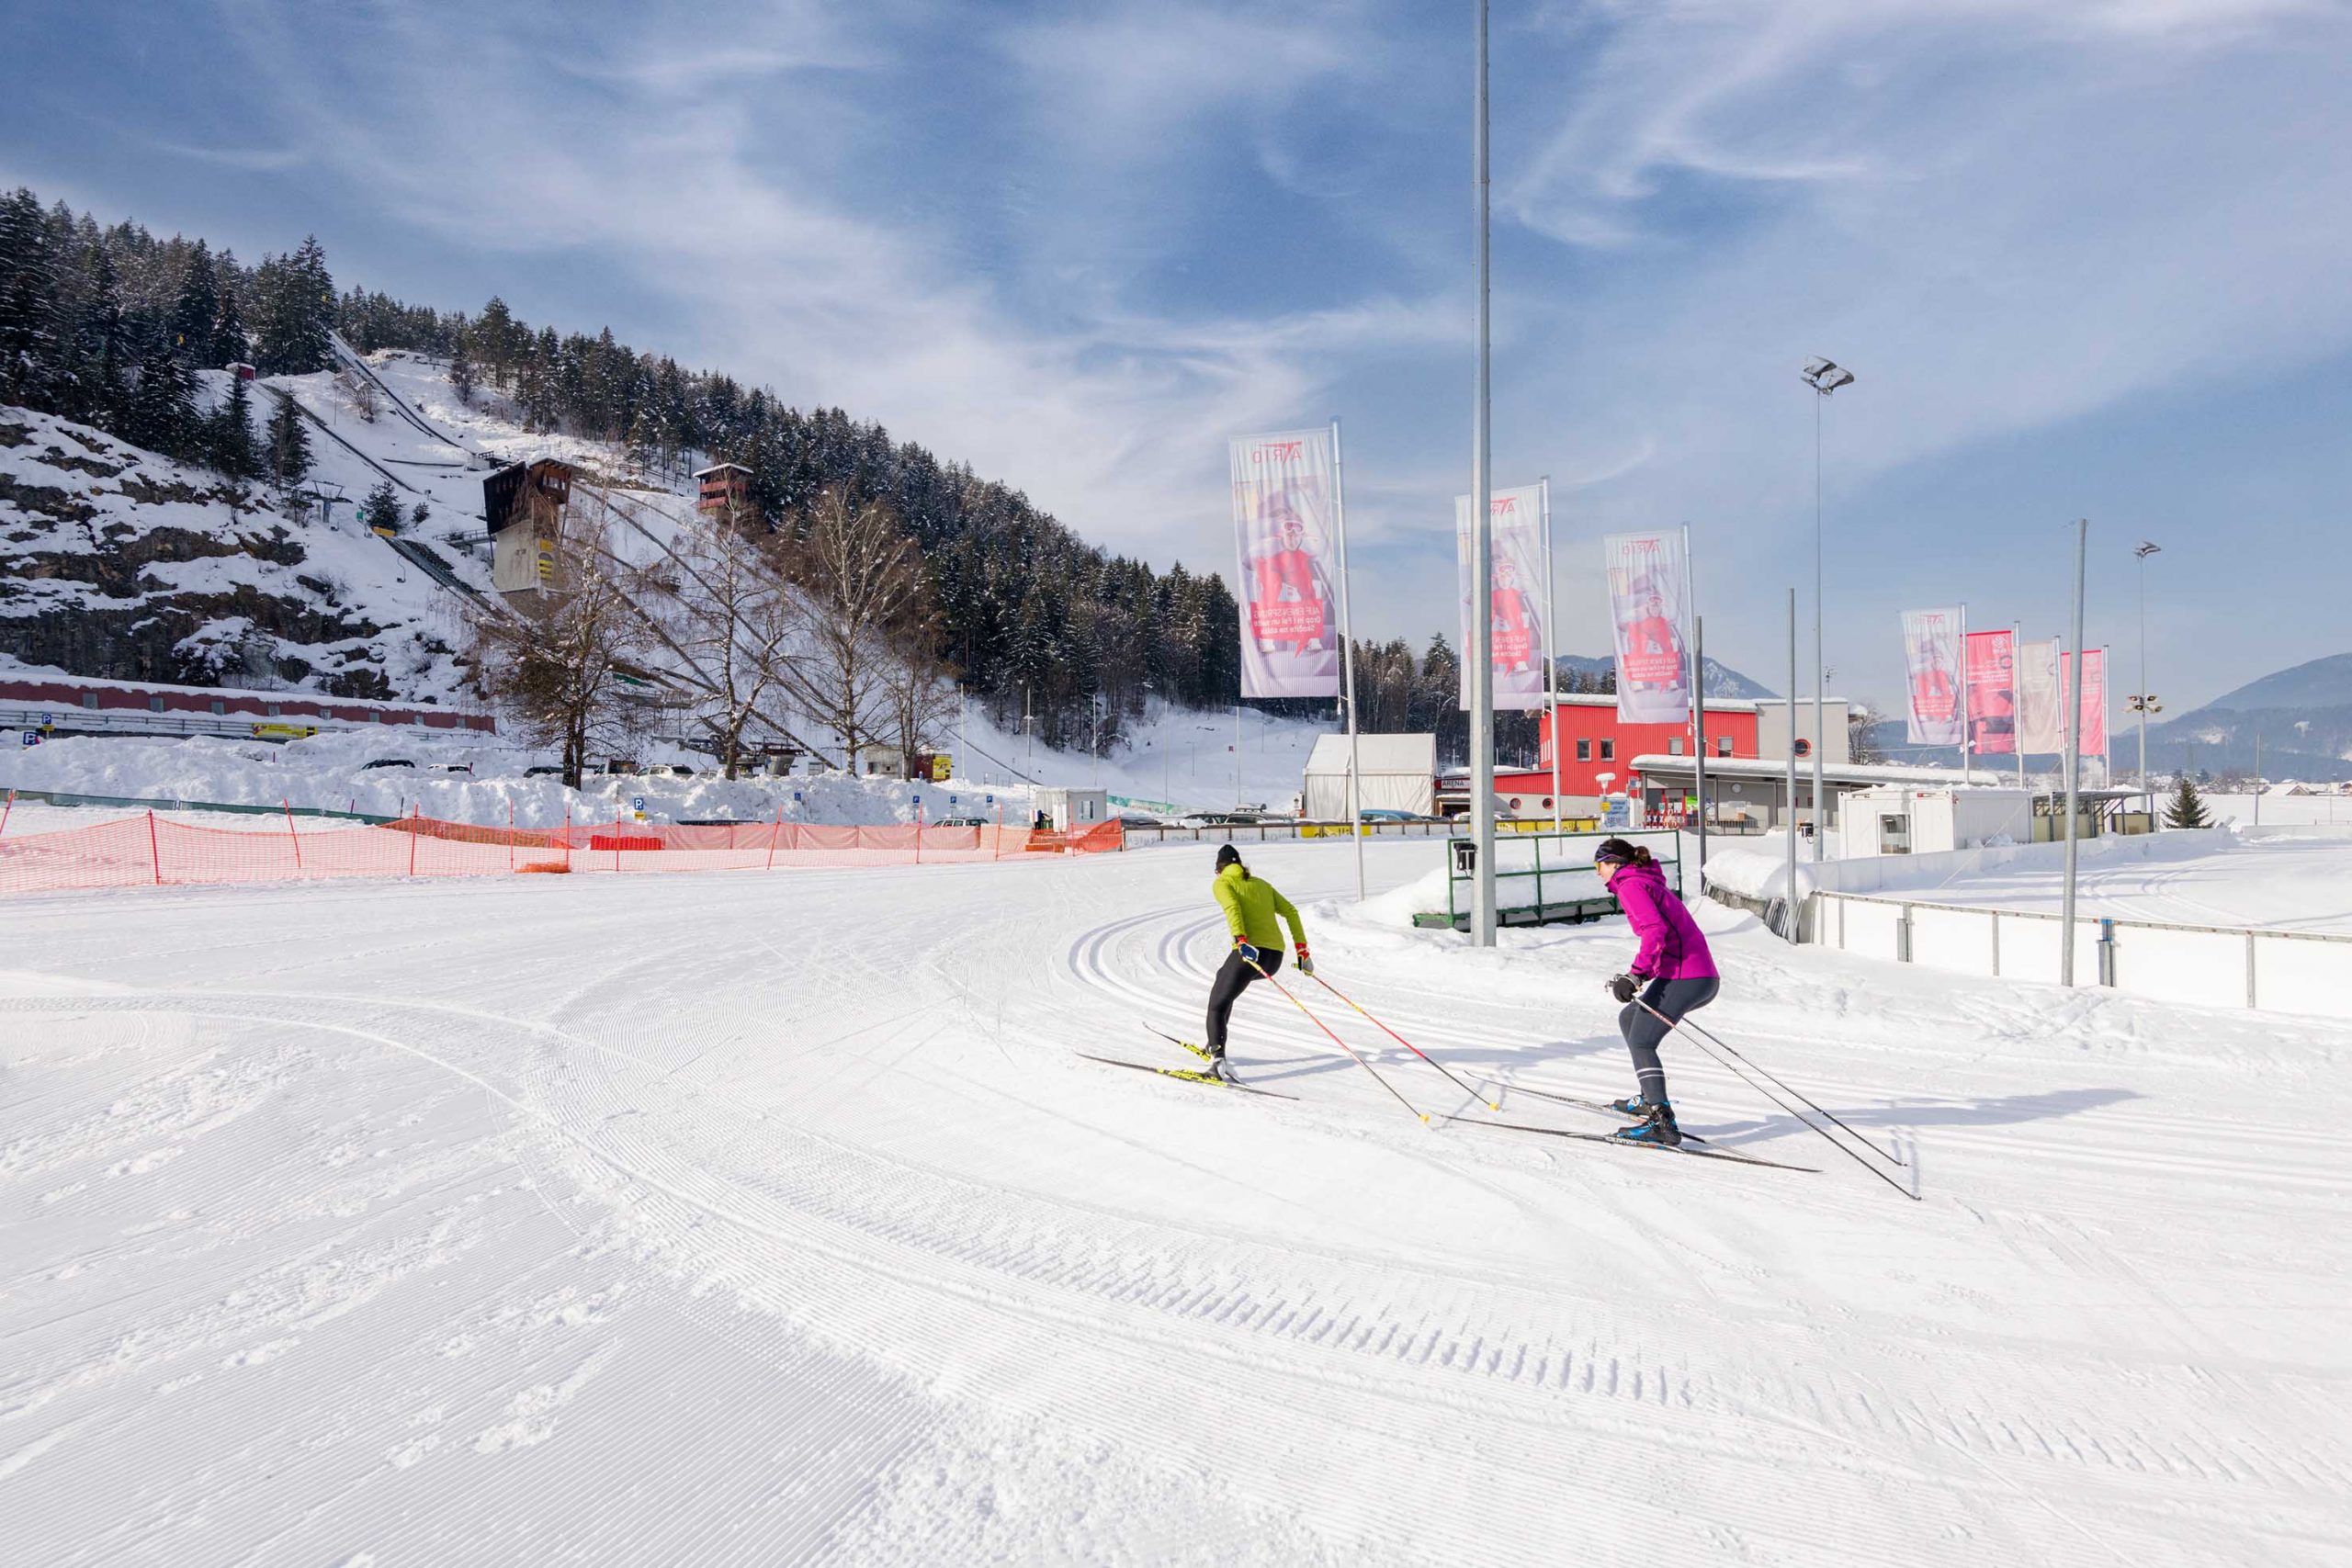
[2131,541,2162,820]
[1800,357,1856,859]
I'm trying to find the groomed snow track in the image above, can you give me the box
[2,841,2345,1565]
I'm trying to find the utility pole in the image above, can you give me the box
[2061,518,2087,987]
[2134,540,2161,822]
[1466,0,1498,945]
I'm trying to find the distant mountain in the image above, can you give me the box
[2196,653,2352,715]
[1551,653,1776,701]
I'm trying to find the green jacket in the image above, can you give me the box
[1214,863,1305,952]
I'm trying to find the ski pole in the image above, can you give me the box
[1639,998,1906,1168]
[1636,998,1918,1201]
[1308,972,1499,1111]
[1247,955,1428,1124]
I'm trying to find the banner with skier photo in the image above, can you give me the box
[1901,608,1964,746]
[2016,637,2064,754]
[1454,484,1547,710]
[1602,530,1691,724]
[1228,429,1342,699]
[1964,629,2017,755]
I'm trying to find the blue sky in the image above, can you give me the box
[6,0,2349,714]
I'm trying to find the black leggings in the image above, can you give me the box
[1619,976,1719,1105]
[1205,945,1283,1052]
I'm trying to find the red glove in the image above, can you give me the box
[1295,942,1314,977]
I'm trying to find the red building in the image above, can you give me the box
[693,463,753,516]
[1534,694,1757,795]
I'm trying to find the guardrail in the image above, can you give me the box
[1810,888,2352,1021]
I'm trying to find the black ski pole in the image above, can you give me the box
[1637,999,1919,1201]
[1638,998,1908,1169]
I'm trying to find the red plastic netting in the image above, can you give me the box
[0,812,1123,897]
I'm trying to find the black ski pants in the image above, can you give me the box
[1619,975,1719,1106]
[1205,945,1283,1053]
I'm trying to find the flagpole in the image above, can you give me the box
[1684,521,1704,875]
[1960,603,1970,780]
[1333,417,1365,899]
[1543,476,1561,832]
[2014,618,2026,791]
[1467,0,1497,946]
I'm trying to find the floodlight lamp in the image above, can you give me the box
[1802,358,1855,394]
[2135,540,2162,558]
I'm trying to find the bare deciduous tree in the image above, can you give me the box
[789,490,926,767]
[667,501,804,779]
[465,489,652,788]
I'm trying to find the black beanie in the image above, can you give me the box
[1215,843,1242,870]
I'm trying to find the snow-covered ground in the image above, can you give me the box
[1840,829,2352,934]
[2202,790,2352,828]
[4,842,2344,1565]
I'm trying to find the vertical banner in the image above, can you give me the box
[1229,429,1340,698]
[2016,637,2064,754]
[2064,649,2109,756]
[1455,484,1547,710]
[1964,629,2017,755]
[1901,608,1964,746]
[1603,530,1691,723]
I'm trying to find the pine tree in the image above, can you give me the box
[266,392,312,488]
[167,240,219,362]
[70,237,129,428]
[2164,773,2211,829]
[449,326,476,405]
[0,186,60,404]
[123,351,199,459]
[212,283,248,366]
[209,372,260,478]
[252,236,334,373]
[359,479,403,535]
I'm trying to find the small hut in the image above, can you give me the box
[482,458,576,597]
[694,463,753,517]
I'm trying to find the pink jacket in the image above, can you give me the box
[1612,862,1717,981]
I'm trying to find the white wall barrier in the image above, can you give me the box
[1812,890,2352,1021]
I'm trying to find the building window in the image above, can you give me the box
[267,704,283,716]
[82,694,99,709]
[1717,736,1732,757]
[1668,737,1685,755]
[209,701,226,715]
[1600,739,1614,761]
[1509,797,1521,811]
[1577,739,1591,762]
[148,696,165,712]
[1542,796,1554,809]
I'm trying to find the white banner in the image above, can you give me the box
[1603,530,1691,724]
[1902,607,1964,747]
[1229,429,1341,699]
[2016,637,2064,754]
[1455,484,1547,710]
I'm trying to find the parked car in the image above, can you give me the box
[359,758,416,771]
[933,816,988,829]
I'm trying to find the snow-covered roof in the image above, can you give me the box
[1304,733,1436,776]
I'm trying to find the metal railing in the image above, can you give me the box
[1424,827,1682,931]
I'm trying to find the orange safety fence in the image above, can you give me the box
[0,811,1125,897]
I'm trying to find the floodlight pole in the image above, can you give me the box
[2061,518,2087,987]
[1467,0,1497,945]
[1544,476,1562,833]
[2135,541,2160,821]
[1813,388,1826,860]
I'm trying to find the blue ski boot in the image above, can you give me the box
[1615,1100,1682,1147]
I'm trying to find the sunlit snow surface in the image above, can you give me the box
[4,840,2344,1565]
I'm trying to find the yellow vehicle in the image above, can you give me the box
[252,722,321,740]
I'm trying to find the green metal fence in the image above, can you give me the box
[1414,828,1683,931]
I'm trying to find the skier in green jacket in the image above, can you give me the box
[1205,844,1309,1080]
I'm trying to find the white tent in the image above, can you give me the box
[1301,733,1437,819]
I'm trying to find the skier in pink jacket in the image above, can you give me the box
[1594,837,1719,1146]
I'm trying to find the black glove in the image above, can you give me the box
[1607,974,1640,1004]
[1233,937,1261,966]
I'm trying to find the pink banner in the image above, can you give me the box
[1230,428,1341,699]
[1964,629,2016,755]
[2064,649,2108,757]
